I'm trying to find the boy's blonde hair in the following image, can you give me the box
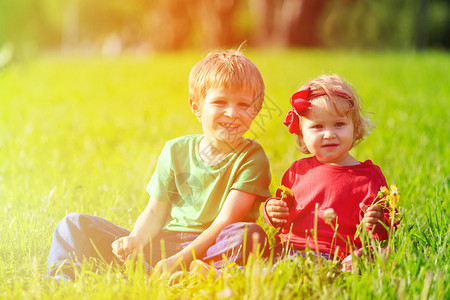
[189,49,265,112]
[296,74,373,154]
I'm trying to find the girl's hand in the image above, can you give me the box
[359,203,383,230]
[112,236,137,262]
[266,198,290,227]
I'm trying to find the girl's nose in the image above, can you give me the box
[323,128,336,139]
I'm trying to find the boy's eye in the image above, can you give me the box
[239,102,251,108]
[212,100,226,105]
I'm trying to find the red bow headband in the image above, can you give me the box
[283,87,351,134]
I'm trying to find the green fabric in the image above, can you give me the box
[147,134,271,232]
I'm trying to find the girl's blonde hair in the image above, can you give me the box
[296,74,373,154]
[188,49,265,112]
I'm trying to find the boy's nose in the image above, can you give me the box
[224,105,237,117]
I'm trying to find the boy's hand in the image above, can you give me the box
[112,236,137,262]
[266,198,290,227]
[359,203,383,230]
[154,256,182,275]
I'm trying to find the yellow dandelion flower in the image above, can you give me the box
[378,186,390,198]
[389,184,400,209]
[322,208,336,224]
[278,185,294,201]
[389,211,402,224]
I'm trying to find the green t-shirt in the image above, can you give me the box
[146,134,271,232]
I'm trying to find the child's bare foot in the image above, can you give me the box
[168,270,185,285]
[189,260,221,279]
[189,260,211,278]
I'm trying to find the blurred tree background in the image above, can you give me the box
[0,0,449,63]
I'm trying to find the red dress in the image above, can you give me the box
[263,156,392,259]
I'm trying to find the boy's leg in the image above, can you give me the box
[202,222,269,268]
[146,231,195,268]
[47,212,130,280]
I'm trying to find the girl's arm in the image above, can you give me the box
[359,201,397,240]
[154,189,256,273]
[263,197,289,227]
[112,197,171,261]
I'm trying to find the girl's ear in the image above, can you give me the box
[189,98,202,121]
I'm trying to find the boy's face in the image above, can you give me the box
[300,102,355,165]
[190,88,258,146]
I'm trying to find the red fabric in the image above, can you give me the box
[263,157,393,259]
[284,87,351,135]
[283,89,312,134]
[283,109,301,134]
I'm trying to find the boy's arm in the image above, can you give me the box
[112,197,170,261]
[155,189,256,273]
[130,197,171,244]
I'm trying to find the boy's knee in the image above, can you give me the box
[235,222,269,256]
[244,223,268,242]
[222,222,268,244]
[58,212,89,231]
[63,212,85,223]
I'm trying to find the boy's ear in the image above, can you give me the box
[189,98,201,121]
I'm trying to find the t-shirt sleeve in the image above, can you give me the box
[146,142,174,202]
[231,143,271,201]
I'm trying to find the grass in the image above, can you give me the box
[0,49,449,299]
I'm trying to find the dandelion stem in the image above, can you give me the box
[313,203,321,268]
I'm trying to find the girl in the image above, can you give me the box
[263,74,398,266]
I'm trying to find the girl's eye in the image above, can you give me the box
[239,103,251,108]
[335,122,346,127]
[312,124,323,129]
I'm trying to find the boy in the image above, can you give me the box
[46,49,271,281]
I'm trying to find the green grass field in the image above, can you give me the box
[0,50,449,299]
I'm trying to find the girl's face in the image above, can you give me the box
[301,102,356,166]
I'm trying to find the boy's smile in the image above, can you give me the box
[301,102,358,166]
[190,88,257,154]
